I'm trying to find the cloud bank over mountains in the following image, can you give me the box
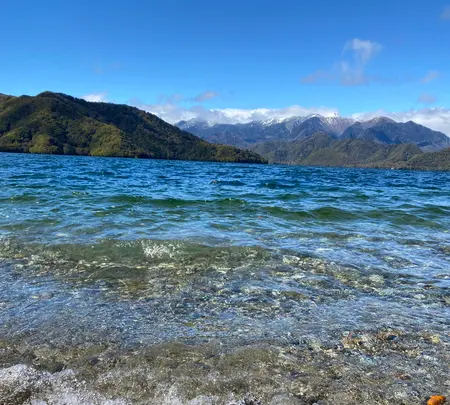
[135,101,340,125]
[135,100,450,136]
[80,92,450,136]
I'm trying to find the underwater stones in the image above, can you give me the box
[0,336,446,405]
[341,332,372,350]
[376,331,399,342]
[44,361,66,373]
[368,274,385,284]
[425,334,441,345]
[282,255,302,266]
[241,396,263,405]
[279,291,309,301]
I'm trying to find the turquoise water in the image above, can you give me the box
[0,153,449,404]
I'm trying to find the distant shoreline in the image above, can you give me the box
[2,150,449,172]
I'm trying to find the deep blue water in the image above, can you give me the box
[0,153,449,404]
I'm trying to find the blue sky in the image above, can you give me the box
[1,0,450,133]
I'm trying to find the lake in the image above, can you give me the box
[0,153,449,404]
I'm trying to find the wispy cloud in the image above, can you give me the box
[193,91,219,102]
[158,93,184,104]
[418,93,437,104]
[421,70,440,83]
[94,65,104,75]
[152,91,219,105]
[441,5,450,19]
[343,38,383,65]
[301,70,333,84]
[81,92,108,102]
[301,38,383,86]
[93,62,123,75]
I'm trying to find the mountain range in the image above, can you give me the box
[178,115,450,152]
[0,92,265,164]
[1,91,450,171]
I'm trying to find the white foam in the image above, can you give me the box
[0,365,128,405]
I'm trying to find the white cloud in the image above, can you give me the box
[441,5,450,19]
[343,38,383,65]
[302,38,383,86]
[135,101,339,124]
[193,91,219,102]
[81,92,108,102]
[421,70,440,83]
[353,108,450,135]
[418,93,437,104]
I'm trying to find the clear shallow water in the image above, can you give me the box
[0,153,449,404]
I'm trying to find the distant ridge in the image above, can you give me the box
[342,119,449,152]
[178,115,450,152]
[0,93,15,105]
[0,92,266,164]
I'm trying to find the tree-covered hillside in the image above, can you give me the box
[403,147,450,171]
[251,133,424,168]
[0,92,266,164]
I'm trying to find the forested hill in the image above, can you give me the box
[404,147,450,171]
[251,133,423,167]
[0,92,266,164]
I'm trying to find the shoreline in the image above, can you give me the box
[1,150,450,173]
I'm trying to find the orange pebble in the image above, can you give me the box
[427,396,446,405]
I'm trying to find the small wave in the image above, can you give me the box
[0,237,274,275]
[420,205,450,216]
[365,209,444,227]
[149,197,206,207]
[108,195,151,204]
[65,175,93,181]
[211,180,246,186]
[215,198,247,207]
[311,206,358,220]
[388,212,443,227]
[0,194,40,203]
[264,206,311,220]
[106,196,249,208]
[264,206,358,221]
[259,180,298,189]
[348,192,370,201]
[278,192,310,201]
[82,170,116,177]
[396,204,450,217]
